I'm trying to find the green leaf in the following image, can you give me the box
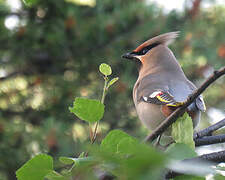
[59,157,75,165]
[59,156,94,166]
[99,63,112,76]
[107,77,119,89]
[98,137,165,179]
[100,129,132,153]
[117,137,138,155]
[16,154,53,180]
[166,143,197,160]
[93,135,166,180]
[172,112,195,150]
[69,97,104,123]
[45,171,68,180]
[122,143,165,179]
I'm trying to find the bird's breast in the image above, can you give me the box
[135,102,165,131]
[135,101,201,131]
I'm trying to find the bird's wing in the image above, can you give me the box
[141,90,183,107]
[136,74,205,111]
[169,79,206,112]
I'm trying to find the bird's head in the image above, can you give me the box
[122,32,179,68]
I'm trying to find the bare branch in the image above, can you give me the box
[197,150,225,163]
[144,67,225,143]
[195,134,225,147]
[194,118,225,139]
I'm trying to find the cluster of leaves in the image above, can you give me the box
[16,64,225,180]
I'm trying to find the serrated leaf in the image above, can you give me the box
[59,156,94,166]
[107,77,119,89]
[69,97,104,123]
[166,143,197,160]
[16,154,53,180]
[99,63,112,76]
[100,129,132,153]
[59,157,75,165]
[172,112,195,150]
[45,171,68,180]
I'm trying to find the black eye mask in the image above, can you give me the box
[131,42,159,56]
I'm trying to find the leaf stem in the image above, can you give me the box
[101,76,108,104]
[91,75,108,144]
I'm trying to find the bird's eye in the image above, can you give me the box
[138,42,160,55]
[141,48,148,55]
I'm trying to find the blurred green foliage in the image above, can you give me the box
[0,0,224,179]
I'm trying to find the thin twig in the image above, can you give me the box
[194,118,225,139]
[144,67,225,143]
[91,121,99,144]
[91,76,108,144]
[195,134,225,147]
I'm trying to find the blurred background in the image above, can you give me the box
[0,0,225,179]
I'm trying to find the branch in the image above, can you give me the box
[193,118,225,146]
[194,118,225,139]
[197,150,225,162]
[144,67,225,143]
[195,134,225,147]
[166,150,225,179]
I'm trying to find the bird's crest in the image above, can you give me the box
[133,31,179,53]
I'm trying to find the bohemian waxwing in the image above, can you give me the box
[122,32,206,132]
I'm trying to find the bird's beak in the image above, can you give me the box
[121,52,137,60]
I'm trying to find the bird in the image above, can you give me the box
[122,32,206,133]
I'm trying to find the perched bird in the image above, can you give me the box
[122,32,206,132]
